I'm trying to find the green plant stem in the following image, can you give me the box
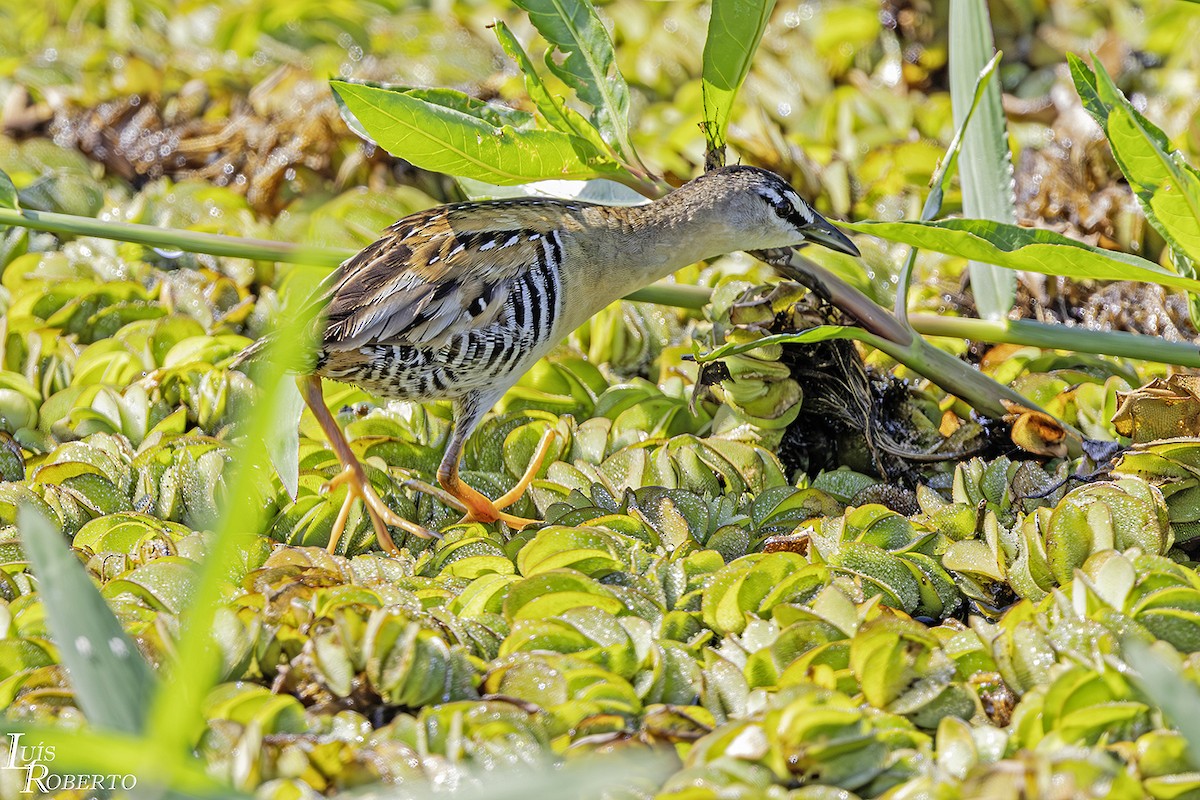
[0,205,703,308]
[911,314,1200,368]
[875,334,1025,419]
[6,205,1191,386]
[625,282,713,309]
[773,251,914,345]
[0,207,347,266]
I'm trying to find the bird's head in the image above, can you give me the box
[698,165,860,257]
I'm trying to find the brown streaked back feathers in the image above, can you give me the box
[321,199,588,352]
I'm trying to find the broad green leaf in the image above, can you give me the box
[701,0,777,148]
[0,169,17,210]
[512,0,635,160]
[331,80,621,185]
[949,0,1016,319]
[1068,54,1200,268]
[17,504,156,733]
[846,218,1200,293]
[336,83,539,134]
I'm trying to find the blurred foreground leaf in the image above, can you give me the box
[17,504,156,733]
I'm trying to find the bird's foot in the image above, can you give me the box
[401,477,537,527]
[323,464,439,555]
[405,429,556,530]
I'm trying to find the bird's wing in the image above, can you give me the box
[321,201,573,352]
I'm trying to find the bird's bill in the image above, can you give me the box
[802,216,861,257]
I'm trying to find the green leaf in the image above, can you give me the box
[17,504,156,733]
[0,169,17,210]
[696,325,887,363]
[331,80,621,185]
[493,19,612,159]
[925,52,1002,221]
[897,51,1001,318]
[701,0,777,149]
[949,0,1016,319]
[511,0,635,160]
[845,218,1200,293]
[267,377,304,501]
[1068,54,1200,268]
[1126,639,1200,770]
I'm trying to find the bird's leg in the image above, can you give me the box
[491,427,557,509]
[298,375,437,555]
[405,427,556,518]
[426,395,553,528]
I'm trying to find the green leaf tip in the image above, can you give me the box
[0,168,19,211]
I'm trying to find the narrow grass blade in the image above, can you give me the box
[950,0,1016,319]
[701,0,778,150]
[16,505,156,734]
[142,267,324,756]
[331,80,623,185]
[845,218,1200,293]
[896,51,1002,319]
[511,0,636,162]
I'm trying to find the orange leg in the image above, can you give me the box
[436,427,556,527]
[402,394,555,528]
[298,375,437,555]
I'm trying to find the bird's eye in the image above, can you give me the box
[771,197,794,218]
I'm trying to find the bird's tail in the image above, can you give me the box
[230,267,341,374]
[229,336,270,371]
[229,328,321,374]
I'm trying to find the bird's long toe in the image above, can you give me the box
[323,465,439,555]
